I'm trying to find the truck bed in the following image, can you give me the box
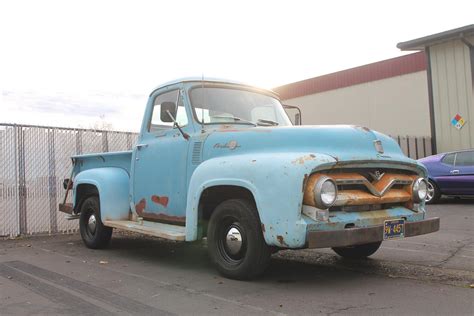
[72,151,133,175]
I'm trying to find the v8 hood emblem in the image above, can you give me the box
[369,171,385,181]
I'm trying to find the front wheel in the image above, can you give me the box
[332,241,382,259]
[79,196,113,249]
[207,199,271,280]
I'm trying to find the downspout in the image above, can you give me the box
[459,35,474,87]
[425,47,437,154]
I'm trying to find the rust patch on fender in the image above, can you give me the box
[292,154,316,165]
[302,174,309,193]
[276,235,288,247]
[135,198,146,214]
[151,195,169,207]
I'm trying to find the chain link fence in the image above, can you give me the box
[0,123,138,238]
[0,123,432,238]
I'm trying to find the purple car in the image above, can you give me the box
[418,149,474,203]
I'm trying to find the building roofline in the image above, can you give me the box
[273,52,426,100]
[397,24,474,51]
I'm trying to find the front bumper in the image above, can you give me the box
[307,217,440,248]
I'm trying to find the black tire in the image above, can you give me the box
[425,180,441,204]
[332,241,382,259]
[79,196,112,249]
[207,199,271,280]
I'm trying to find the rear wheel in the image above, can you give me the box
[425,180,441,204]
[79,196,112,249]
[332,241,382,259]
[207,199,271,280]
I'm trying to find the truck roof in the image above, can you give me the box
[149,77,280,98]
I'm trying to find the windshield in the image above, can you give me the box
[190,86,292,126]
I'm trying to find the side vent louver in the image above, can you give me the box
[192,142,203,165]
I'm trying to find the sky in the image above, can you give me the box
[1,0,473,131]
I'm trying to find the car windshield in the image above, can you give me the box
[190,86,292,126]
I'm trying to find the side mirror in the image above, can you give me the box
[160,102,177,123]
[283,104,302,125]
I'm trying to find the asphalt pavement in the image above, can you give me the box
[0,200,473,315]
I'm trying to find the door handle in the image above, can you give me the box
[136,143,148,150]
[450,169,459,175]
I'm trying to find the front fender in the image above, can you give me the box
[185,152,337,247]
[73,167,130,221]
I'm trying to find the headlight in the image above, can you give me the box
[313,176,338,208]
[413,178,428,202]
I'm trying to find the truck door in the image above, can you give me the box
[132,87,192,225]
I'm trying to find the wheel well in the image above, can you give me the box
[74,184,99,214]
[428,178,440,190]
[198,185,257,237]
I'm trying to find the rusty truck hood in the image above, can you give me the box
[201,125,418,167]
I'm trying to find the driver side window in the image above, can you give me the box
[150,90,188,131]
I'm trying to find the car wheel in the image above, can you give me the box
[79,196,113,249]
[425,180,441,204]
[332,241,382,259]
[207,199,271,280]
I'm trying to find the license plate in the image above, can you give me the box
[383,219,405,240]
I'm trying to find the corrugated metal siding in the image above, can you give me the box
[430,36,474,152]
[274,52,426,100]
[283,71,430,137]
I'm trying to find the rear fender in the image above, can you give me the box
[73,167,130,221]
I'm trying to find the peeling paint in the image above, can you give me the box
[352,125,371,133]
[151,195,169,207]
[276,235,288,247]
[135,198,146,214]
[291,154,317,165]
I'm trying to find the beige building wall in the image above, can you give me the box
[283,71,430,137]
[429,35,474,152]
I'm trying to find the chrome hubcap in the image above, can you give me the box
[225,227,243,255]
[88,214,97,234]
[426,182,435,202]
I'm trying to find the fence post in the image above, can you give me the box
[17,126,27,235]
[75,130,83,155]
[102,131,109,152]
[47,128,58,233]
[126,132,132,150]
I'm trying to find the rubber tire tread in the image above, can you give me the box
[79,196,113,249]
[207,199,271,280]
[332,241,382,259]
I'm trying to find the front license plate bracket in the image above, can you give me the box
[383,219,405,240]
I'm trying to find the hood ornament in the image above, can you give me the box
[374,140,384,154]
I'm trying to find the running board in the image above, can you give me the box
[103,220,185,241]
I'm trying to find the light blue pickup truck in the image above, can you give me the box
[60,78,439,279]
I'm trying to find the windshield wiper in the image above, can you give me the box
[210,115,257,126]
[257,119,279,126]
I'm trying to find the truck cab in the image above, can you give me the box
[60,78,440,279]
